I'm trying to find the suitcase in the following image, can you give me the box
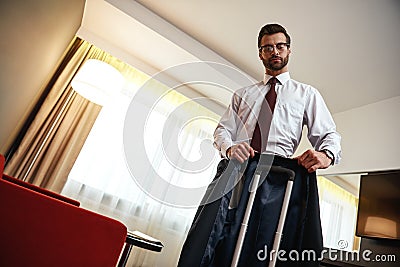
[231,153,295,267]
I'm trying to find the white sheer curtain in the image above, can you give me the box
[317,176,359,251]
[62,67,221,266]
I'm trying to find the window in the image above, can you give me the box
[317,176,359,251]
[62,60,221,266]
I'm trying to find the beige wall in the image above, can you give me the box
[296,96,400,175]
[0,0,85,154]
[326,96,400,174]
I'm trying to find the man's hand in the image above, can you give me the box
[227,142,256,163]
[295,149,332,173]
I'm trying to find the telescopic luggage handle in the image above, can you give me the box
[268,166,295,267]
[231,154,295,267]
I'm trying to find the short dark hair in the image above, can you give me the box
[258,23,291,48]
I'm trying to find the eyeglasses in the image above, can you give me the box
[259,43,290,53]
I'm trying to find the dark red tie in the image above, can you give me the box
[250,77,277,152]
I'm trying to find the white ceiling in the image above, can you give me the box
[80,0,400,114]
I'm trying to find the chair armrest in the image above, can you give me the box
[126,231,164,252]
[2,174,80,206]
[117,231,164,267]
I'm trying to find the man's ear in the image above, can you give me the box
[258,51,263,60]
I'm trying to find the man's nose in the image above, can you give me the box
[272,46,280,54]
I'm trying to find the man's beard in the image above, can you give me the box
[263,55,289,71]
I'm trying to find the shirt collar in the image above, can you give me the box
[263,72,290,85]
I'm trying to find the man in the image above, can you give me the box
[214,23,341,170]
[178,23,341,267]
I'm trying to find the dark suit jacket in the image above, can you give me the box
[178,154,323,267]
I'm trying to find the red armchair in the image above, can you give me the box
[0,154,162,266]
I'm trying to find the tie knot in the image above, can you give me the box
[268,77,277,86]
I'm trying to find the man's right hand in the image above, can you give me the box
[227,142,256,163]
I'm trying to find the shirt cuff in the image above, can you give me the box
[220,141,233,158]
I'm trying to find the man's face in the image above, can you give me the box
[259,32,291,74]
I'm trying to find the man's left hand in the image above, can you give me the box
[294,149,332,173]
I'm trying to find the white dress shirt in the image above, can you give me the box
[213,72,342,164]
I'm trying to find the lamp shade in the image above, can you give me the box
[71,59,125,106]
[364,216,397,238]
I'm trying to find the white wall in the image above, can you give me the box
[0,0,85,154]
[318,96,400,175]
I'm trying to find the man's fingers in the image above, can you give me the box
[235,149,248,163]
[303,157,317,169]
[296,149,331,173]
[296,149,311,165]
[241,143,252,153]
[249,147,255,158]
[307,165,318,173]
[236,145,249,158]
[230,142,255,163]
[297,150,317,172]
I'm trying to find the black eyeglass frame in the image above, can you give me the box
[259,43,290,53]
